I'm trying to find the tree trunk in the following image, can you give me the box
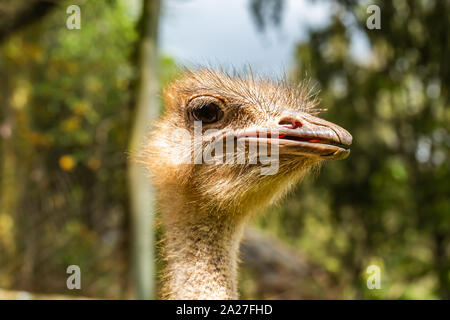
[127,0,161,300]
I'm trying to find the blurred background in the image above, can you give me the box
[0,0,449,299]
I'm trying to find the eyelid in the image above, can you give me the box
[186,94,227,108]
[187,96,225,117]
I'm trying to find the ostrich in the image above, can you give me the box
[142,69,352,299]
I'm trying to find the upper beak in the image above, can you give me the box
[235,111,352,160]
[274,111,352,160]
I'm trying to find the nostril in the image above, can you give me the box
[278,118,302,129]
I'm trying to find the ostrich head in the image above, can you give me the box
[145,69,351,219]
[142,69,352,299]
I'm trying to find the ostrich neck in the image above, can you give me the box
[162,201,247,299]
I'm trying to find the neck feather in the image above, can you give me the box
[161,200,247,299]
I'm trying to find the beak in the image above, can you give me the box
[236,111,352,160]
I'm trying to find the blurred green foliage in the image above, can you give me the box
[0,0,138,298]
[254,0,449,299]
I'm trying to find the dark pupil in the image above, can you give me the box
[193,103,222,123]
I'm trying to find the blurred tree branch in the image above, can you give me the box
[248,0,284,32]
[0,0,61,43]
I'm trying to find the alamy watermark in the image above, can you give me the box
[66,5,81,30]
[366,264,381,290]
[366,5,381,30]
[66,265,81,290]
[165,121,281,175]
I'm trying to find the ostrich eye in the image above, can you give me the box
[191,102,224,124]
